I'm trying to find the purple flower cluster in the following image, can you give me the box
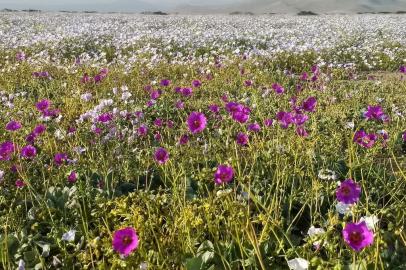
[363,105,389,122]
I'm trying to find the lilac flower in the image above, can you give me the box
[336,179,361,204]
[54,153,68,166]
[154,147,169,164]
[276,111,293,129]
[0,141,15,160]
[112,227,139,256]
[192,80,202,88]
[68,171,77,183]
[363,105,388,122]
[248,123,261,132]
[236,132,248,146]
[302,97,317,112]
[36,99,51,112]
[21,145,37,159]
[160,79,171,86]
[179,134,189,145]
[187,112,207,134]
[6,121,22,131]
[214,165,234,185]
[342,221,374,251]
[353,130,377,148]
[272,83,285,94]
[16,51,26,61]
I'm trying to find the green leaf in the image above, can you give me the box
[185,257,204,270]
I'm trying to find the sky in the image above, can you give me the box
[1,0,406,13]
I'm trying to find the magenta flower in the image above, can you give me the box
[342,221,374,251]
[112,227,139,256]
[248,123,261,132]
[179,134,189,145]
[0,141,15,161]
[150,90,160,100]
[21,145,37,159]
[175,100,184,110]
[68,171,77,183]
[154,147,169,164]
[182,87,193,97]
[296,127,309,137]
[187,112,207,134]
[276,111,293,129]
[353,130,377,148]
[209,104,220,114]
[5,121,22,131]
[192,80,202,88]
[154,118,163,127]
[25,133,36,144]
[98,113,113,123]
[236,132,248,146]
[36,99,51,112]
[300,72,309,81]
[214,165,234,185]
[33,124,46,135]
[336,179,361,204]
[54,153,68,166]
[363,105,388,122]
[402,130,406,142]
[232,111,249,124]
[264,119,273,127]
[138,124,148,136]
[302,97,317,112]
[293,114,309,126]
[272,83,285,94]
[160,79,171,86]
[15,179,25,188]
[244,80,253,87]
[16,51,26,61]
[400,66,406,74]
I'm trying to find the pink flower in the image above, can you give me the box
[342,221,374,251]
[112,227,139,256]
[214,165,234,185]
[187,112,207,134]
[154,147,169,164]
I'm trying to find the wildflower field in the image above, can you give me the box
[0,13,406,269]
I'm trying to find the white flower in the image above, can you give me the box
[336,202,352,215]
[345,121,355,129]
[307,226,325,247]
[54,129,66,140]
[81,93,92,101]
[139,262,148,270]
[318,169,337,180]
[360,215,379,231]
[0,170,4,182]
[216,189,232,197]
[62,229,76,242]
[18,259,25,270]
[287,258,309,270]
[121,91,132,101]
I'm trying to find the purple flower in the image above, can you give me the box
[150,90,160,100]
[342,221,374,251]
[236,132,248,146]
[244,80,253,87]
[154,118,163,127]
[175,100,184,110]
[353,130,377,148]
[302,97,317,112]
[112,227,139,256]
[36,99,51,112]
[400,65,406,74]
[248,123,261,132]
[263,119,273,127]
[182,87,193,97]
[16,51,26,61]
[296,127,309,137]
[21,145,37,159]
[179,134,189,145]
[68,171,77,183]
[402,130,406,142]
[6,121,22,131]
[272,83,285,94]
[209,104,220,114]
[276,111,293,129]
[214,165,234,185]
[98,113,113,123]
[33,124,46,135]
[363,105,388,122]
[154,132,162,141]
[232,111,249,124]
[300,72,309,81]
[0,141,15,160]
[138,124,148,136]
[187,112,207,134]
[192,80,202,88]
[336,179,361,204]
[54,153,68,166]
[293,114,309,126]
[15,179,25,188]
[160,79,171,86]
[154,147,169,164]
[25,133,36,144]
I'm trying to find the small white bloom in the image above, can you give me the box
[54,129,66,140]
[307,226,325,247]
[345,121,355,129]
[81,93,93,102]
[287,258,309,270]
[121,91,132,101]
[360,215,379,231]
[62,229,76,242]
[139,262,148,270]
[216,189,232,197]
[0,170,4,182]
[18,259,25,270]
[336,202,352,215]
[318,169,337,180]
